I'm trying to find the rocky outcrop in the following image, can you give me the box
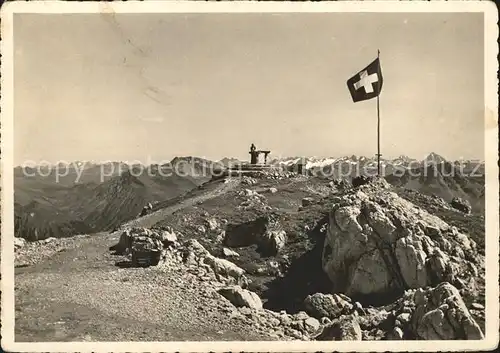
[304,293,353,319]
[204,254,246,283]
[109,227,249,285]
[179,239,248,286]
[315,314,362,341]
[110,226,178,255]
[322,179,480,301]
[236,189,272,212]
[227,306,324,340]
[224,214,286,256]
[205,217,219,231]
[450,197,472,214]
[103,177,483,342]
[183,238,210,258]
[410,282,484,340]
[241,176,258,186]
[308,282,483,341]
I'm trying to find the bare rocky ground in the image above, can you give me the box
[15,234,278,341]
[14,173,486,342]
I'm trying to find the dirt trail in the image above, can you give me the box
[15,177,273,342]
[15,234,272,342]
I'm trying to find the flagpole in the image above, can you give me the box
[376,49,381,177]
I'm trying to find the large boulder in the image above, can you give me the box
[218,285,263,310]
[322,180,480,300]
[204,254,246,283]
[110,227,178,255]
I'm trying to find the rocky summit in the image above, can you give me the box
[15,169,486,342]
[322,179,481,303]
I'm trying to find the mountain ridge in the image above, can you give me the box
[14,167,208,241]
[14,152,485,241]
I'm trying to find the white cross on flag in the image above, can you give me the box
[347,58,383,102]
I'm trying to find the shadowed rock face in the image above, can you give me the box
[322,179,481,305]
[224,214,286,256]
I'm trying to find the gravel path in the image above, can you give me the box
[15,233,274,342]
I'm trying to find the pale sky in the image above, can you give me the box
[14,12,484,165]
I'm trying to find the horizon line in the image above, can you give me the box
[12,153,486,168]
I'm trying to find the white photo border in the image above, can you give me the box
[1,1,498,352]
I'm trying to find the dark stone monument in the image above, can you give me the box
[261,151,270,164]
[250,143,258,164]
[249,144,271,165]
[297,163,303,175]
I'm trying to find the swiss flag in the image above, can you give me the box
[347,58,383,102]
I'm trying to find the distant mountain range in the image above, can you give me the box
[14,153,485,240]
[16,153,484,177]
[269,153,484,176]
[267,153,485,211]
